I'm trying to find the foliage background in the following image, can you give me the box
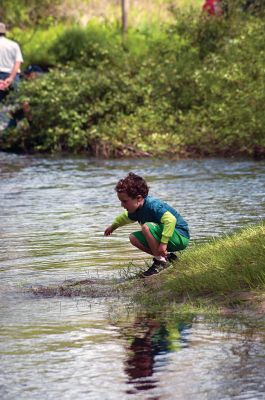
[0,0,265,158]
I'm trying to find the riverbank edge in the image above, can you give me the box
[31,222,265,319]
[123,222,265,318]
[1,146,264,161]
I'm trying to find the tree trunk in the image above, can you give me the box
[121,0,129,34]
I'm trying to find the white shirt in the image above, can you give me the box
[0,36,23,73]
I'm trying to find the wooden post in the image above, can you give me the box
[121,0,129,34]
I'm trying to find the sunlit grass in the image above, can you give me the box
[57,0,203,27]
[136,222,265,307]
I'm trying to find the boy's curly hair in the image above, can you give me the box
[115,172,149,198]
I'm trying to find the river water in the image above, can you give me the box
[0,152,265,400]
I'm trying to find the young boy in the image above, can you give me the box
[104,172,190,277]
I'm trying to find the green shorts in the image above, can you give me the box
[132,222,189,252]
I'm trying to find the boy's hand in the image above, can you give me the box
[158,243,168,257]
[104,226,114,236]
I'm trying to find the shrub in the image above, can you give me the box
[1,9,265,158]
[49,23,123,68]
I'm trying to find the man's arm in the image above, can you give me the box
[4,61,21,88]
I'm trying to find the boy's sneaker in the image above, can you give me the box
[141,258,168,277]
[167,253,179,263]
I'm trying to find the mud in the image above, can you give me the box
[30,278,122,298]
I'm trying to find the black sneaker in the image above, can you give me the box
[167,253,179,263]
[141,258,168,277]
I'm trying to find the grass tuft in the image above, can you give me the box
[137,222,265,307]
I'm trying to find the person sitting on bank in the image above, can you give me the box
[0,22,23,103]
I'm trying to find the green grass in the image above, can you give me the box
[136,222,265,307]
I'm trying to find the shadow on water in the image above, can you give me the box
[122,313,191,394]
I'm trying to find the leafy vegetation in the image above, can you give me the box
[1,2,265,158]
[0,0,202,29]
[0,0,63,28]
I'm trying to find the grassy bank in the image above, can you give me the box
[1,5,265,158]
[133,222,265,311]
[31,222,265,318]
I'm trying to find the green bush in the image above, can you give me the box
[1,10,265,158]
[0,0,63,28]
[49,23,123,68]
[11,25,65,68]
[176,16,265,155]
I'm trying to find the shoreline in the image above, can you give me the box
[29,222,265,321]
[0,146,264,161]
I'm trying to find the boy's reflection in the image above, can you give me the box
[123,315,190,394]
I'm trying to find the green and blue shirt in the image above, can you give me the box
[111,195,189,244]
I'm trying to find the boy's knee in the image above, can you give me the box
[129,233,137,245]
[141,223,150,233]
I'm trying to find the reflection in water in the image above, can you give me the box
[123,314,191,395]
[120,314,265,399]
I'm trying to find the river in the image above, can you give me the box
[0,152,264,399]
